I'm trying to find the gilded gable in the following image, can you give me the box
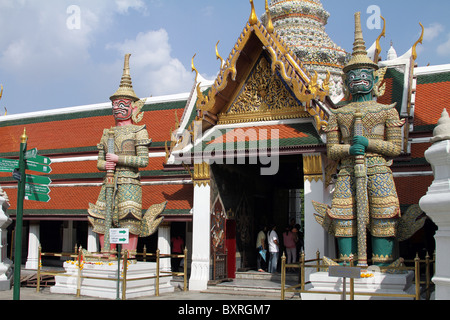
[217,54,309,125]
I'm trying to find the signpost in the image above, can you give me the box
[328,265,361,300]
[3,131,54,300]
[110,228,129,300]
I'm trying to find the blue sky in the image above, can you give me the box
[0,0,449,115]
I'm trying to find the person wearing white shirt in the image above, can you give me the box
[267,225,279,273]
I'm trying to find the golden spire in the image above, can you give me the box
[344,12,379,73]
[249,0,257,25]
[265,0,274,33]
[110,53,139,102]
[412,22,424,61]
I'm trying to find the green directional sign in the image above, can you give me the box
[24,148,38,160]
[24,192,51,203]
[25,149,51,165]
[0,158,19,172]
[25,184,51,195]
[26,174,52,186]
[26,161,52,173]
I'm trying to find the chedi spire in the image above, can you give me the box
[261,0,350,101]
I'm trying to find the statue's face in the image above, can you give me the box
[112,99,133,121]
[345,69,376,96]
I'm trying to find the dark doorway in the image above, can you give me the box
[211,154,304,271]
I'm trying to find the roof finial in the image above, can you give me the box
[412,22,424,61]
[265,0,274,33]
[249,0,257,25]
[374,16,386,62]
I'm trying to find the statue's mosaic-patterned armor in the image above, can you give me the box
[89,125,151,235]
[324,100,404,240]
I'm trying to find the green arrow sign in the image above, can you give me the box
[25,149,51,165]
[24,192,51,203]
[25,184,51,195]
[24,148,38,160]
[26,161,52,173]
[26,174,52,186]
[0,158,19,172]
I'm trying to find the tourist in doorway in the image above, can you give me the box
[171,235,184,272]
[256,225,267,272]
[267,224,279,273]
[283,226,297,271]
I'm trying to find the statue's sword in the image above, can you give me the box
[354,109,369,267]
[103,128,116,252]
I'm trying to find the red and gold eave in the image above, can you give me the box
[193,19,332,133]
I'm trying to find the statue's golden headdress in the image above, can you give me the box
[110,53,140,102]
[343,12,379,73]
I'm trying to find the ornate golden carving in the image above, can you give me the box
[218,56,308,124]
[412,22,424,61]
[185,162,211,187]
[303,154,323,182]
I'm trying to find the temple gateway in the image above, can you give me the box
[0,0,447,296]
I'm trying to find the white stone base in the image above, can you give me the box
[50,261,174,299]
[300,271,416,300]
[0,259,13,291]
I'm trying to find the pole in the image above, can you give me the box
[13,129,27,300]
[116,244,121,300]
[103,128,115,252]
[354,110,369,267]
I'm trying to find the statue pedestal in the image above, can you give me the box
[0,196,12,291]
[51,261,174,299]
[300,271,415,300]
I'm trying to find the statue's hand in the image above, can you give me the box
[105,153,118,170]
[106,153,119,163]
[353,136,369,148]
[349,144,365,156]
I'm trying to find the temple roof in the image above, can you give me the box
[0,93,193,220]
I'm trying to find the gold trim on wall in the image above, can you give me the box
[303,154,323,182]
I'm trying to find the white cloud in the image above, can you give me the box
[437,33,450,56]
[423,23,445,42]
[115,0,147,14]
[0,0,151,80]
[107,30,194,96]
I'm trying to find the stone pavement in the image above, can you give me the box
[0,285,290,301]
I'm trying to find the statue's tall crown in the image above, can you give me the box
[343,12,379,73]
[110,53,140,102]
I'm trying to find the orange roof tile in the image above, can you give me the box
[411,143,431,159]
[0,106,186,155]
[414,81,450,127]
[6,183,193,213]
[207,124,308,145]
[395,175,433,207]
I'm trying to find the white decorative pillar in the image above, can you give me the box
[419,109,450,300]
[158,221,171,272]
[0,189,12,291]
[25,222,40,270]
[189,162,211,291]
[87,225,99,253]
[303,154,329,276]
